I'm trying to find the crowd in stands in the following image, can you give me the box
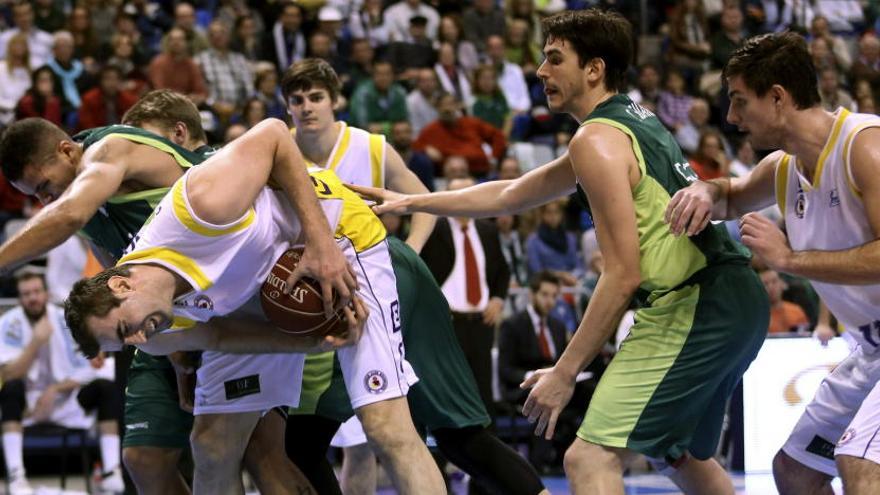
[0,0,870,478]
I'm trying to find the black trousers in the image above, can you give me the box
[0,378,121,423]
[451,312,496,421]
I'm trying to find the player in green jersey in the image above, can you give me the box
[354,9,769,495]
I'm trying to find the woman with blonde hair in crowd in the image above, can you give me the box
[0,33,32,127]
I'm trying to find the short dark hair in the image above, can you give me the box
[281,58,342,103]
[529,271,560,293]
[15,270,46,290]
[64,266,131,358]
[723,32,821,110]
[541,9,633,92]
[0,118,69,182]
[122,90,207,143]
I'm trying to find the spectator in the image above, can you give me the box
[215,0,265,39]
[0,1,53,69]
[196,20,255,125]
[0,272,124,495]
[420,176,510,419]
[224,122,247,143]
[627,63,662,112]
[437,15,479,74]
[525,200,584,287]
[315,5,349,60]
[506,0,543,47]
[77,64,138,130]
[83,0,116,46]
[688,130,729,180]
[497,155,522,180]
[818,67,855,112]
[348,0,390,48]
[349,59,409,132]
[307,31,347,78]
[657,69,693,131]
[171,2,208,55]
[32,0,65,33]
[667,0,711,85]
[414,92,507,177]
[233,96,267,129]
[809,36,838,74]
[434,42,474,108]
[43,31,92,126]
[462,0,506,52]
[107,9,151,64]
[497,213,528,287]
[0,33,32,128]
[384,0,440,42]
[441,155,470,184]
[675,97,712,155]
[850,33,880,95]
[148,27,208,106]
[343,38,375,97]
[254,68,287,121]
[389,120,435,191]
[471,64,510,132]
[105,33,149,97]
[67,6,100,63]
[231,14,262,62]
[122,0,173,55]
[15,66,62,125]
[486,35,531,113]
[406,68,440,136]
[809,15,852,72]
[758,267,810,334]
[710,6,747,70]
[728,138,757,177]
[504,18,541,75]
[386,15,437,80]
[264,2,306,74]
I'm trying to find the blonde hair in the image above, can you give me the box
[5,32,30,72]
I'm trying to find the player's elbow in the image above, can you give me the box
[605,263,641,294]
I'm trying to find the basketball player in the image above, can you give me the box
[62,118,447,495]
[665,32,880,495]
[353,9,770,495]
[281,58,548,495]
[0,98,338,493]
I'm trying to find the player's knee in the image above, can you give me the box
[123,447,178,480]
[772,449,799,483]
[773,449,830,494]
[191,425,238,471]
[564,440,617,476]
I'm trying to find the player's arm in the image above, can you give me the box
[760,128,880,284]
[0,138,133,271]
[186,119,357,312]
[664,150,780,236]
[382,143,435,253]
[522,125,642,439]
[352,152,577,218]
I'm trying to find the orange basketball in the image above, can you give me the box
[260,248,347,337]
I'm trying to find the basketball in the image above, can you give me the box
[260,247,347,337]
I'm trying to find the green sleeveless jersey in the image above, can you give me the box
[73,125,210,261]
[577,95,749,305]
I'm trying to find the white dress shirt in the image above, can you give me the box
[441,219,489,312]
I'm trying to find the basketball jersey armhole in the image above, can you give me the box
[841,123,880,200]
[774,154,791,215]
[368,134,385,188]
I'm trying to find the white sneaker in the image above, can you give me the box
[8,470,34,495]
[98,467,125,494]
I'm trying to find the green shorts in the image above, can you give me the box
[577,263,768,461]
[292,237,490,430]
[122,350,194,449]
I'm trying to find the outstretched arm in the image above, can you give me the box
[186,119,358,314]
[351,152,577,218]
[383,143,435,253]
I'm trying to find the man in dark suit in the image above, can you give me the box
[499,271,597,473]
[420,176,510,421]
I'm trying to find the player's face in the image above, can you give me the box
[536,37,587,115]
[86,282,174,352]
[288,88,335,133]
[726,75,783,150]
[13,156,77,205]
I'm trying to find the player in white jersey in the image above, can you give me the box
[666,33,880,494]
[64,119,447,495]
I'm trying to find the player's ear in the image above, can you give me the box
[173,122,189,146]
[107,275,134,295]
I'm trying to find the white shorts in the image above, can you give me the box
[194,351,304,416]
[330,415,368,448]
[337,238,417,410]
[782,345,880,475]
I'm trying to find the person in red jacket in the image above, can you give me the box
[414,92,506,177]
[77,64,138,130]
[15,66,62,126]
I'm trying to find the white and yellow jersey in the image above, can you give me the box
[295,121,387,188]
[308,166,386,253]
[775,108,880,351]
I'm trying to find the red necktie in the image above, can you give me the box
[538,319,552,360]
[462,224,481,306]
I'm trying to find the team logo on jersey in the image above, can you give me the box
[829,188,840,207]
[3,320,22,346]
[795,183,806,219]
[194,294,214,311]
[364,370,387,394]
[838,428,856,447]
